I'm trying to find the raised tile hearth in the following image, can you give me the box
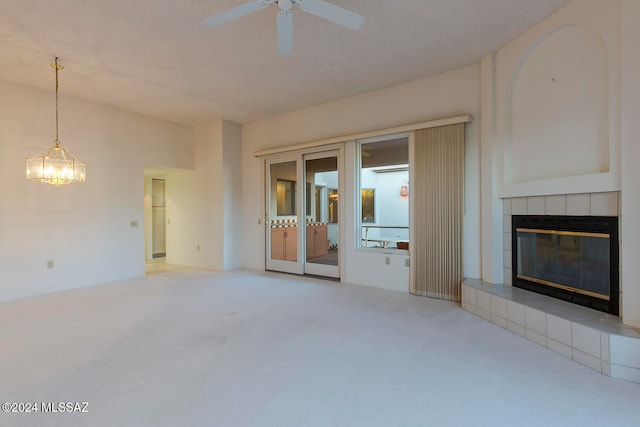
[462,279,640,383]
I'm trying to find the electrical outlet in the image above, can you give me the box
[167,218,171,225]
[47,260,54,269]
[385,256,390,265]
[197,244,200,251]
[130,220,138,228]
[405,258,410,267]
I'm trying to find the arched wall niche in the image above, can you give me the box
[504,24,609,185]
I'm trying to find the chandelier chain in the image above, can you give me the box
[54,57,60,146]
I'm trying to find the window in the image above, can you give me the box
[358,135,409,250]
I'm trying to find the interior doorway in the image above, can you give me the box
[151,178,166,258]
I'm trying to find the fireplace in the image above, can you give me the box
[512,215,619,315]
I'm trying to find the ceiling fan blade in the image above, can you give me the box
[277,10,293,55]
[300,0,364,30]
[204,0,269,28]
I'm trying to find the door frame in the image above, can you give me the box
[265,155,304,274]
[263,145,344,278]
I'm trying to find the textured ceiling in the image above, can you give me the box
[0,0,569,126]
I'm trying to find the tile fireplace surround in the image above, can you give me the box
[462,192,640,383]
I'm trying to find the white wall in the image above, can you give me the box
[0,79,192,302]
[164,166,218,269]
[165,121,224,270]
[242,64,482,291]
[479,53,504,284]
[620,0,640,328]
[222,120,243,271]
[165,119,243,271]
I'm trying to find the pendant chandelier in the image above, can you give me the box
[26,57,85,185]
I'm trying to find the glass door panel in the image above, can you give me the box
[303,152,339,278]
[266,158,303,274]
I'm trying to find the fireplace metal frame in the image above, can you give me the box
[511,215,619,315]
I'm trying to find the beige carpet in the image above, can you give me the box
[1,269,639,426]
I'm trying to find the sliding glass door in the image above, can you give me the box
[265,150,340,278]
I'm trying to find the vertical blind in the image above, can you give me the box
[411,123,465,301]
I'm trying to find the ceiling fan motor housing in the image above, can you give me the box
[278,0,294,11]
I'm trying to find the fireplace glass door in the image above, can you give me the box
[512,215,618,315]
[516,229,610,300]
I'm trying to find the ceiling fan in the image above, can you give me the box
[204,0,365,55]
